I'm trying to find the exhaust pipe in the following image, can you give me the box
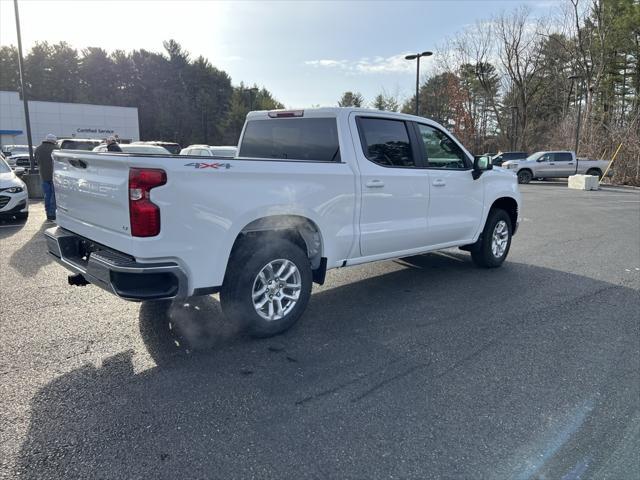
[68,273,90,286]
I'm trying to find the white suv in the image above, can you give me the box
[0,155,29,221]
[180,145,237,158]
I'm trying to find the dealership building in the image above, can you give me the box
[0,90,139,148]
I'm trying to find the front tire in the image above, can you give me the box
[221,238,312,338]
[517,170,532,184]
[471,209,513,268]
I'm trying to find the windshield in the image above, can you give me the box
[7,146,29,156]
[526,152,544,161]
[0,157,11,173]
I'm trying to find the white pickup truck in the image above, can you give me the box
[502,151,610,184]
[45,108,521,337]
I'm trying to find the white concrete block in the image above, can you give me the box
[568,174,600,190]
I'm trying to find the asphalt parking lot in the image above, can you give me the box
[1,182,639,480]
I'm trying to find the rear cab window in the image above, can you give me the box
[239,117,340,162]
[554,152,573,162]
[356,117,415,168]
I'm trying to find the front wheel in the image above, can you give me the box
[471,209,513,268]
[221,238,312,337]
[517,170,532,184]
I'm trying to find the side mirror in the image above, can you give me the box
[537,157,545,162]
[14,167,25,176]
[472,155,492,180]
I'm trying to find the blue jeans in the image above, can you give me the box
[42,181,56,218]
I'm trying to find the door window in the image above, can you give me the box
[416,124,468,169]
[554,152,572,162]
[357,118,415,167]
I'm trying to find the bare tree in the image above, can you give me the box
[495,6,546,150]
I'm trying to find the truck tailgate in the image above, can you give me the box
[53,151,130,236]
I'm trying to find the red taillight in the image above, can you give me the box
[129,168,166,237]
[267,110,304,118]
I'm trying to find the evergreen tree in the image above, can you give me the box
[338,91,364,107]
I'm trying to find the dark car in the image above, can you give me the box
[491,151,528,166]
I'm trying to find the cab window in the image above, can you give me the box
[240,118,340,162]
[357,117,415,167]
[416,124,468,169]
[554,152,572,162]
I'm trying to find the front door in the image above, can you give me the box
[534,152,555,177]
[352,115,430,257]
[414,123,484,246]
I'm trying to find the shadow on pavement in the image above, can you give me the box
[8,222,52,277]
[14,254,640,479]
[0,216,28,236]
[139,295,245,366]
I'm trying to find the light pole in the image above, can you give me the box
[245,87,259,111]
[405,51,432,116]
[510,106,518,151]
[568,74,583,155]
[13,0,35,173]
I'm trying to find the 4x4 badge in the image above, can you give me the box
[184,162,232,169]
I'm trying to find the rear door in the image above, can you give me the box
[352,115,430,257]
[414,123,484,245]
[550,152,576,176]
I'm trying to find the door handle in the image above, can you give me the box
[432,179,446,187]
[568,163,574,165]
[365,179,384,188]
[549,163,555,165]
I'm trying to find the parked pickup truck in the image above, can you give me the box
[45,108,521,337]
[501,151,610,184]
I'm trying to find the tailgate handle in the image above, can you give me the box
[69,158,88,169]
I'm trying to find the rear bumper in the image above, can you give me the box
[44,226,188,301]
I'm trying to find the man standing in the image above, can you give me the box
[106,136,122,152]
[35,133,59,222]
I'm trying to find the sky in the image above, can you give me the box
[0,0,561,108]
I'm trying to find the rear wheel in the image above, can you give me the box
[517,170,532,184]
[221,238,312,337]
[471,209,513,268]
[586,168,602,179]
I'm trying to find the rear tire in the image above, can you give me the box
[470,209,513,268]
[517,170,532,184]
[221,237,312,338]
[586,168,602,179]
